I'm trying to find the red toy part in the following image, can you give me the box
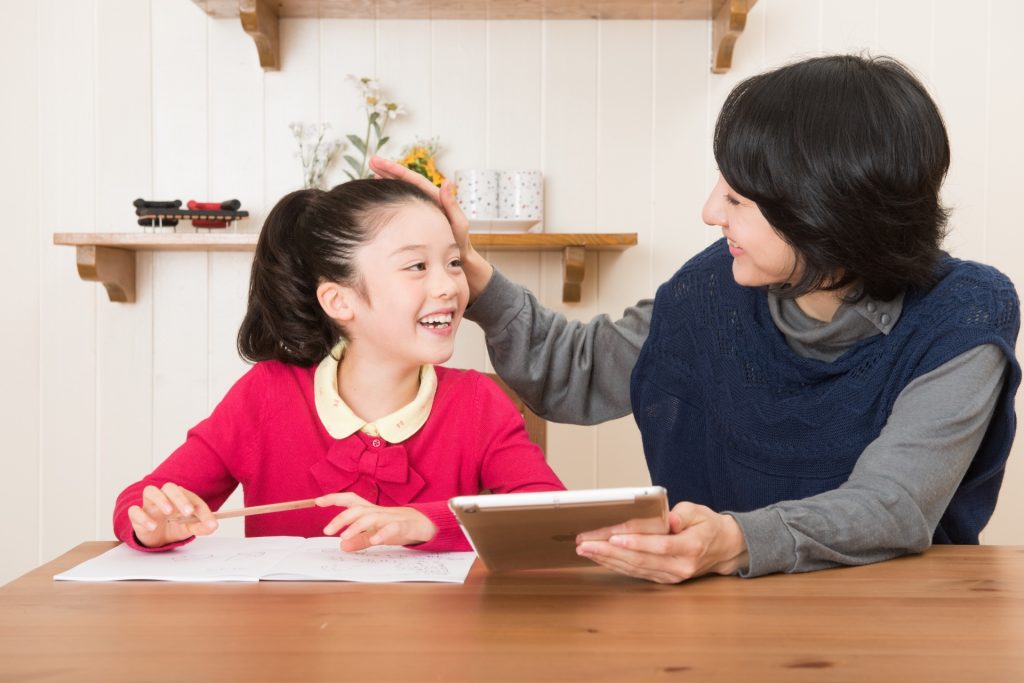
[187,200,223,211]
[192,219,228,229]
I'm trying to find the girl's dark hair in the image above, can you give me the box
[237,178,438,366]
[713,54,951,301]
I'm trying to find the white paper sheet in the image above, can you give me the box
[54,537,477,584]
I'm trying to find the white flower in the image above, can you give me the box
[382,102,405,120]
[347,74,380,97]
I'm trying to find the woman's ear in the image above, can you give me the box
[317,281,356,323]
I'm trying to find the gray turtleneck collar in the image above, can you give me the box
[767,289,905,362]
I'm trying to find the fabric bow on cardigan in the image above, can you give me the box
[309,433,427,504]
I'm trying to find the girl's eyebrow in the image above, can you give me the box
[389,244,427,257]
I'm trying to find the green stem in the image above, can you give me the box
[358,115,372,179]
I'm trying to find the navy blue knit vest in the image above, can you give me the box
[630,239,1020,544]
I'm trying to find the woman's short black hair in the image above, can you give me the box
[713,54,951,301]
[237,178,439,366]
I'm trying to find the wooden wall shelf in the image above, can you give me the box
[191,0,758,73]
[53,231,637,304]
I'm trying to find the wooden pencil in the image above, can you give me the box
[167,498,318,524]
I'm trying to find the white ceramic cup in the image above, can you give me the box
[498,170,543,221]
[454,169,499,220]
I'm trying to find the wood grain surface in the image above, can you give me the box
[2,543,1022,682]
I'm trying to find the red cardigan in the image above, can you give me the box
[113,363,564,552]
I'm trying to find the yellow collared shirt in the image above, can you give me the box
[313,340,436,443]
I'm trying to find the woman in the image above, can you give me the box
[372,54,1020,583]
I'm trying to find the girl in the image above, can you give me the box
[114,179,564,553]
[373,54,1021,582]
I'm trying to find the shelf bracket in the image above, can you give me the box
[561,246,585,303]
[712,0,756,74]
[76,246,136,303]
[239,0,279,71]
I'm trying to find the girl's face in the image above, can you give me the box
[702,174,799,288]
[344,201,469,369]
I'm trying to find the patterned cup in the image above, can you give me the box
[498,170,543,221]
[454,169,499,220]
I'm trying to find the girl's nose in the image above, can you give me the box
[432,272,458,300]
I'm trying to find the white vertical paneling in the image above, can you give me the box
[593,20,653,488]
[94,0,153,541]
[0,0,41,584]
[932,0,988,261]
[652,20,710,287]
[487,20,543,168]
[377,20,432,161]
[151,0,209,465]
[977,0,1024,543]
[320,19,375,187]
[876,0,933,79]
[265,19,320,202]
[207,15,262,403]
[542,20,598,232]
[820,0,878,53]
[431,21,488,176]
[763,0,821,65]
[36,0,98,564]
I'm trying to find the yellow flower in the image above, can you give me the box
[399,144,446,187]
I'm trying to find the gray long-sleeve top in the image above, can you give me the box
[465,268,1008,577]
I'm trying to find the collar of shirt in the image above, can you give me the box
[767,289,905,362]
[313,340,437,443]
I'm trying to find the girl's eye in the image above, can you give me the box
[448,258,463,269]
[406,262,427,272]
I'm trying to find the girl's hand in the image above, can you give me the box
[575,502,750,584]
[368,156,493,299]
[316,492,437,551]
[127,482,218,549]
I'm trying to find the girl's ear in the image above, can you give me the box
[316,281,357,323]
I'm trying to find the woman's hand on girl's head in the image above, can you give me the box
[575,502,750,584]
[127,482,218,549]
[316,492,437,551]
[368,156,493,299]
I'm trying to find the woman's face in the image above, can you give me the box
[702,174,799,288]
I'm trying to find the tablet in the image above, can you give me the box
[449,486,668,572]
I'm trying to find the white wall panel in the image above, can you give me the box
[151,0,210,473]
[0,0,42,584]
[94,0,154,543]
[976,0,1024,544]
[932,0,989,261]
[320,19,376,188]
[36,0,98,564]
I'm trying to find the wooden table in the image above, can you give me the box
[2,543,1023,682]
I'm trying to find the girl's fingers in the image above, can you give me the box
[369,521,403,546]
[323,505,369,536]
[183,489,218,531]
[339,513,381,541]
[127,505,157,533]
[315,492,370,509]
[142,485,173,516]
[340,533,373,552]
[160,482,195,516]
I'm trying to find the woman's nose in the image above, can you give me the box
[702,192,726,228]
[702,175,728,227]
